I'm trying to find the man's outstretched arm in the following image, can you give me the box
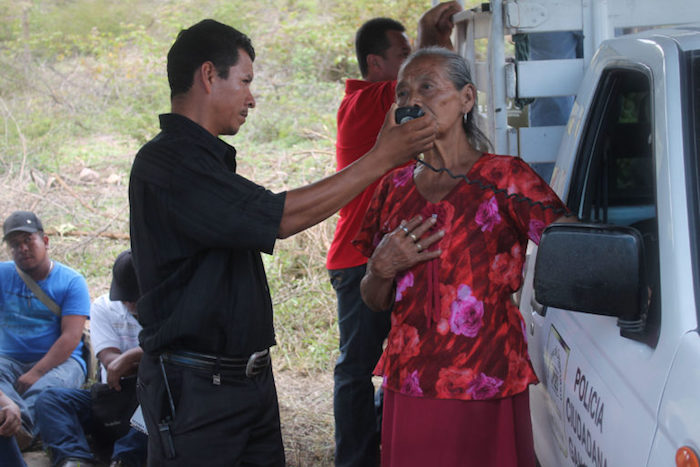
[278,104,436,238]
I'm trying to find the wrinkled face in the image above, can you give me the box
[375,30,411,81]
[396,55,474,138]
[211,49,256,136]
[5,231,49,273]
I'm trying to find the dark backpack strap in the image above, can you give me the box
[15,264,61,317]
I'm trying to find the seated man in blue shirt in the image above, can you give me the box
[0,211,91,449]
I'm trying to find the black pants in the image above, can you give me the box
[329,265,391,467]
[137,353,285,467]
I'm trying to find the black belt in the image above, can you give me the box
[161,349,270,382]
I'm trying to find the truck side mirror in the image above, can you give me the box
[534,223,648,336]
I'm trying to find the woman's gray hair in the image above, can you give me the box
[401,47,492,152]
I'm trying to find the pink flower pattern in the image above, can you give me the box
[475,196,501,232]
[466,373,504,400]
[528,219,546,244]
[395,272,414,302]
[449,285,484,338]
[401,370,424,397]
[353,155,566,401]
[393,168,413,187]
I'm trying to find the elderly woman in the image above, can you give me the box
[354,47,568,467]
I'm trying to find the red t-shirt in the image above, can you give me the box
[353,154,567,401]
[326,79,397,270]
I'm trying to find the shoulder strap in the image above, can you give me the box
[15,264,61,317]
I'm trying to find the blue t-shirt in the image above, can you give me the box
[0,261,91,373]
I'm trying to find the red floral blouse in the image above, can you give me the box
[354,154,567,401]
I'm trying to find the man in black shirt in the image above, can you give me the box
[129,19,435,466]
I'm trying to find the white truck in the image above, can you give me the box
[452,1,700,465]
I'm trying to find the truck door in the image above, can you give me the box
[646,46,700,466]
[525,60,668,466]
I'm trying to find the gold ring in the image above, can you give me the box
[416,242,423,252]
[409,232,418,242]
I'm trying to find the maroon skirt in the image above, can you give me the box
[381,388,536,467]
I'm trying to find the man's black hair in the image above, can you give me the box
[167,19,256,98]
[355,17,405,78]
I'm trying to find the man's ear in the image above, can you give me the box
[366,54,382,76]
[198,61,217,94]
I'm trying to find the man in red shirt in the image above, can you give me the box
[327,3,461,466]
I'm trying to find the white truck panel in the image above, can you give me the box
[648,333,700,466]
[453,8,492,40]
[516,59,585,97]
[532,313,654,467]
[502,0,700,35]
[504,0,583,32]
[518,125,566,163]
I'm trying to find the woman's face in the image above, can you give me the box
[396,55,474,138]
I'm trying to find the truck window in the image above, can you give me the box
[569,68,660,342]
[685,50,700,325]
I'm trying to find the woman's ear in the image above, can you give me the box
[461,83,476,114]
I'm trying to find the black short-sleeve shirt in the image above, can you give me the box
[129,113,286,356]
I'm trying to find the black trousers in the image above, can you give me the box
[137,353,285,467]
[329,265,390,467]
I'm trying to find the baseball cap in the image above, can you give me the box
[3,211,44,241]
[109,250,140,302]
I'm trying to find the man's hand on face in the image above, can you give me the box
[371,103,437,170]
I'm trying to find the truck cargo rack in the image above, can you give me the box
[450,0,700,171]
